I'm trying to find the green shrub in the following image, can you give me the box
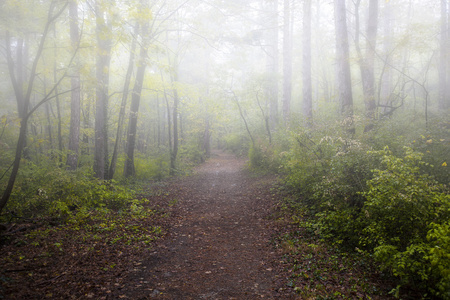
[426,222,450,299]
[4,165,136,221]
[249,144,264,168]
[134,153,169,181]
[373,222,450,299]
[179,142,205,166]
[223,133,249,156]
[280,131,449,298]
[411,129,449,185]
[361,147,449,250]
[361,147,450,297]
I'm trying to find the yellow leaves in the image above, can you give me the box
[128,5,153,23]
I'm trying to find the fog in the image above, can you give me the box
[0,0,448,182]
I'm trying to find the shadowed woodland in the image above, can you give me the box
[0,0,449,299]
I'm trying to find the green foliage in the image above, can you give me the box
[360,147,450,298]
[361,147,449,250]
[373,222,450,300]
[133,153,169,181]
[2,162,137,222]
[411,123,449,185]
[248,144,264,168]
[179,141,206,166]
[222,133,249,156]
[278,122,449,298]
[282,129,375,211]
[426,222,450,299]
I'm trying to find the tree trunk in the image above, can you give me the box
[355,0,379,123]
[55,87,63,164]
[1,2,68,213]
[439,0,448,110]
[164,89,173,165]
[124,18,149,178]
[157,95,161,148]
[45,102,53,153]
[232,91,255,148]
[334,0,354,124]
[265,0,279,129]
[170,87,179,174]
[66,0,81,170]
[109,23,138,179]
[203,118,211,158]
[380,0,393,113]
[447,0,450,110]
[93,0,112,179]
[282,0,292,125]
[82,89,91,156]
[302,0,313,125]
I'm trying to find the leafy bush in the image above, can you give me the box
[248,143,274,170]
[361,147,449,250]
[373,222,450,299]
[411,129,449,185]
[133,153,169,181]
[279,126,449,298]
[179,142,205,166]
[282,130,375,211]
[223,133,249,156]
[361,147,450,297]
[3,164,136,221]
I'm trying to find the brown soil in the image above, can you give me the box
[121,151,290,299]
[1,151,395,299]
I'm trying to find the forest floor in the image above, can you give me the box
[0,151,396,299]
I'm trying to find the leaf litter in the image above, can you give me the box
[1,151,395,299]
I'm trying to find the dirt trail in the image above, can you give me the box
[124,151,287,299]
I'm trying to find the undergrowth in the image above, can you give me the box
[256,116,449,299]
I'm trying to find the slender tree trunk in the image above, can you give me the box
[355,0,379,124]
[265,0,279,129]
[439,0,448,110]
[109,23,138,179]
[179,112,184,145]
[45,102,53,153]
[66,0,81,170]
[447,0,450,110]
[14,38,30,160]
[1,2,68,213]
[170,78,179,174]
[232,92,255,148]
[157,95,161,148]
[203,118,211,158]
[302,0,313,125]
[52,25,64,164]
[334,0,354,125]
[82,89,91,155]
[93,0,112,179]
[365,0,379,120]
[15,38,25,116]
[282,0,292,125]
[163,89,173,163]
[256,93,272,144]
[124,17,149,178]
[380,0,393,113]
[55,89,63,163]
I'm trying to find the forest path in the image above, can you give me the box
[124,151,288,299]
